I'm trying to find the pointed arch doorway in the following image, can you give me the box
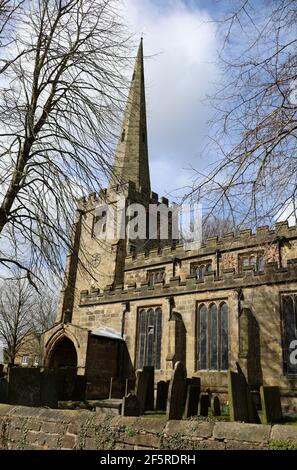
[48,336,77,369]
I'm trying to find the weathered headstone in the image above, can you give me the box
[185,377,200,407]
[236,363,261,424]
[166,361,186,420]
[135,370,149,414]
[198,393,209,416]
[260,386,282,424]
[0,377,8,403]
[210,395,221,416]
[122,393,141,416]
[251,390,261,410]
[184,385,200,418]
[41,368,60,407]
[186,377,201,388]
[8,367,41,406]
[156,380,169,411]
[72,375,86,400]
[228,370,260,423]
[143,366,154,411]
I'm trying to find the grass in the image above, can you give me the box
[143,410,167,419]
[279,415,297,426]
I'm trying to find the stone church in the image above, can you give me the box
[42,40,297,411]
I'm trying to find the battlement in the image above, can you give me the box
[79,258,297,306]
[77,181,174,211]
[125,221,297,267]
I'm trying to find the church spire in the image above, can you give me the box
[109,39,151,193]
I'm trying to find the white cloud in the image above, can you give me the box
[123,0,218,197]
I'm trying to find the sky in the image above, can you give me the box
[122,0,219,199]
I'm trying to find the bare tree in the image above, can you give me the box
[187,0,297,230]
[0,1,23,51]
[203,215,236,240]
[0,277,34,364]
[0,0,132,284]
[31,291,57,334]
[0,274,58,364]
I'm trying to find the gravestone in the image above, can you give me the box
[0,377,8,403]
[236,363,261,424]
[73,375,87,400]
[210,395,221,416]
[156,380,169,411]
[198,393,209,416]
[143,366,154,411]
[8,367,41,406]
[184,385,200,418]
[41,369,59,407]
[260,386,282,424]
[166,361,186,420]
[228,370,260,423]
[186,377,201,388]
[185,377,200,409]
[122,393,141,416]
[135,370,149,414]
[251,390,262,410]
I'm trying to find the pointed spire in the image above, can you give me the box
[109,39,151,193]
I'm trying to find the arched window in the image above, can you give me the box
[210,304,218,370]
[191,261,212,280]
[220,303,229,370]
[258,256,265,272]
[137,307,162,370]
[239,252,265,272]
[196,301,229,371]
[198,304,208,370]
[206,263,212,272]
[243,257,250,268]
[250,256,257,269]
[137,309,146,370]
[281,294,297,375]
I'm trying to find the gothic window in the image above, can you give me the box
[196,302,229,371]
[239,252,265,272]
[191,261,212,280]
[199,304,208,370]
[210,304,218,370]
[147,269,165,287]
[220,302,229,370]
[258,256,265,272]
[281,294,297,375]
[93,209,107,238]
[137,307,162,370]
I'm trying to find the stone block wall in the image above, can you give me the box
[1,405,297,450]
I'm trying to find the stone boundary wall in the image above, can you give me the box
[1,405,297,450]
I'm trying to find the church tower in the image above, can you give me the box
[56,40,152,325]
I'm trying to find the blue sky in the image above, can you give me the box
[122,0,220,199]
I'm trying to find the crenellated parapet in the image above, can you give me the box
[124,221,297,268]
[77,181,175,213]
[78,258,297,306]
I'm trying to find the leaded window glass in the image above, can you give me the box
[137,307,162,369]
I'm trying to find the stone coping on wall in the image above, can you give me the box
[79,260,297,306]
[1,405,297,450]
